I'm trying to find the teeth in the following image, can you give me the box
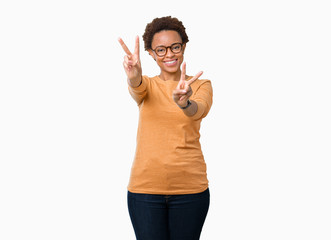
[165,60,176,64]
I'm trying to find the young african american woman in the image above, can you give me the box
[118,16,213,240]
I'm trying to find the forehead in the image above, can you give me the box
[152,30,182,47]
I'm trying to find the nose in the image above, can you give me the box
[165,47,175,57]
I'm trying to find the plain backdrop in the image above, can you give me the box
[0,0,330,239]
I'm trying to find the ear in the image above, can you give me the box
[182,43,186,54]
[148,49,156,61]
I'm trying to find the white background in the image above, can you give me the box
[1,0,330,239]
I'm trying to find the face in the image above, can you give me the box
[148,30,186,75]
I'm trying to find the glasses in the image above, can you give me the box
[152,43,183,57]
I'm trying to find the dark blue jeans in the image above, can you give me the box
[127,188,210,240]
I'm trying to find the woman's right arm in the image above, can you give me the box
[118,36,147,105]
[118,36,142,88]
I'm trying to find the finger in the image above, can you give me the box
[187,71,203,86]
[176,79,185,90]
[179,95,187,101]
[134,36,140,57]
[173,89,187,96]
[124,55,130,62]
[124,55,134,66]
[183,85,192,94]
[123,62,130,71]
[181,62,186,81]
[173,89,187,94]
[118,37,132,55]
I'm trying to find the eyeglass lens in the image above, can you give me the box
[155,43,182,56]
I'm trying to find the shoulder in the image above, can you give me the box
[195,78,211,85]
[188,75,211,85]
[190,78,213,101]
[191,77,212,90]
[142,75,151,82]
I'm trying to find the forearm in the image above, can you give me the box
[180,100,198,117]
[127,75,142,88]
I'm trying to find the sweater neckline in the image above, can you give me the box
[155,75,192,83]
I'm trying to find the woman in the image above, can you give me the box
[118,16,213,240]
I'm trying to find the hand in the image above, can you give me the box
[172,62,203,108]
[118,36,142,83]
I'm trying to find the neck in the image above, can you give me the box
[159,70,181,81]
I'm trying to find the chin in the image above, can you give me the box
[162,67,179,74]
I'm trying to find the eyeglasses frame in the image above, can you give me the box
[152,42,184,57]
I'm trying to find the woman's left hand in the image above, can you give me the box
[172,62,203,108]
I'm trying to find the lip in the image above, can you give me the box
[163,59,178,67]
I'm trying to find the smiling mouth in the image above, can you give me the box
[164,59,178,66]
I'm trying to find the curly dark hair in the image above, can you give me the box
[142,16,189,51]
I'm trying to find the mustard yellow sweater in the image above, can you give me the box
[127,75,213,195]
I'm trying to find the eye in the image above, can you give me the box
[171,44,182,52]
[156,47,166,53]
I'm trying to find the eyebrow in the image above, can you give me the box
[154,42,182,48]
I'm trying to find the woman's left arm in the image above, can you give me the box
[188,81,213,120]
[172,63,213,120]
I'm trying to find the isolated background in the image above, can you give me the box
[1,0,330,239]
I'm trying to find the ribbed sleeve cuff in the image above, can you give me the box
[128,76,147,93]
[190,100,206,121]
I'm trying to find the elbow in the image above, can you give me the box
[190,100,209,121]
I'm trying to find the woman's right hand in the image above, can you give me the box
[118,36,142,85]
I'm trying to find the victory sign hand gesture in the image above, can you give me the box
[173,62,203,108]
[118,36,142,85]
